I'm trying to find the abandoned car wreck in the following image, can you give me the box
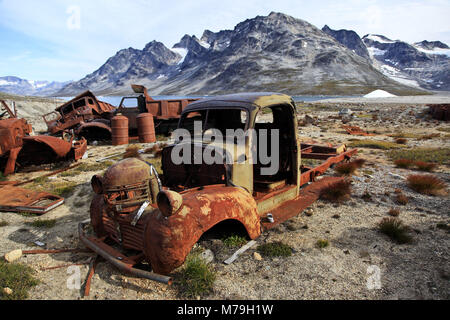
[80,92,357,281]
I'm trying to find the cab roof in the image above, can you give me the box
[182,92,295,113]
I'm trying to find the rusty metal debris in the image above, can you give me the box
[428,104,450,121]
[0,184,64,214]
[45,85,197,143]
[0,103,87,175]
[81,92,358,279]
[22,248,91,254]
[83,255,100,297]
[342,125,375,136]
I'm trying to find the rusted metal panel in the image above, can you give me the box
[0,184,64,214]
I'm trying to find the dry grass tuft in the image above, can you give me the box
[395,138,408,145]
[396,193,409,205]
[388,208,400,217]
[320,179,352,203]
[394,159,413,169]
[407,174,447,196]
[334,162,357,176]
[123,145,141,159]
[414,161,437,172]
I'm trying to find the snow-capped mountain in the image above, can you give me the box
[361,34,450,90]
[57,12,419,96]
[0,76,72,96]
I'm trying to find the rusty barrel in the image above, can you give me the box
[111,114,129,145]
[136,113,156,143]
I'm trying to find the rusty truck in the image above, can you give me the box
[43,85,197,141]
[80,92,357,283]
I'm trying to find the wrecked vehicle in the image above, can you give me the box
[44,85,197,142]
[116,84,198,137]
[43,91,116,140]
[80,93,357,281]
[0,100,87,175]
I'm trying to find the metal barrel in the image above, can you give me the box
[136,113,156,143]
[111,114,129,145]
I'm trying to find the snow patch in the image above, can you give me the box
[0,80,17,86]
[414,46,450,57]
[367,47,386,56]
[200,41,210,49]
[365,35,395,44]
[364,90,397,98]
[171,47,188,65]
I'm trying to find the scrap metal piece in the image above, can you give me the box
[0,185,64,214]
[342,125,375,136]
[224,240,257,265]
[83,255,99,297]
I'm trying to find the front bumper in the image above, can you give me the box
[78,220,172,285]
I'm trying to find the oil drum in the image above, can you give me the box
[111,114,129,145]
[136,113,156,143]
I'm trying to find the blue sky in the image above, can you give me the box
[0,0,449,82]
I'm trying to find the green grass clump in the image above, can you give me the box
[316,239,329,248]
[176,253,216,298]
[388,148,450,165]
[0,261,39,300]
[27,219,56,229]
[257,242,293,257]
[437,127,450,133]
[378,217,413,244]
[222,234,247,248]
[0,221,9,227]
[0,172,6,182]
[349,139,406,150]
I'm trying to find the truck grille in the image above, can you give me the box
[102,213,146,251]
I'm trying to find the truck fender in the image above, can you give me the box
[143,185,261,275]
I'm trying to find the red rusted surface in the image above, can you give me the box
[83,255,99,297]
[111,114,129,145]
[144,185,261,274]
[0,184,64,214]
[136,113,156,143]
[342,125,375,136]
[428,104,450,121]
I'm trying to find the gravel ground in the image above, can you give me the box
[0,96,449,300]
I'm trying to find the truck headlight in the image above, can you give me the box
[157,190,182,217]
